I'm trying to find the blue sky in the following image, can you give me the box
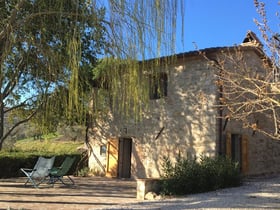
[178,0,279,53]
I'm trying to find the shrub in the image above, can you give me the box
[77,167,90,177]
[160,155,241,195]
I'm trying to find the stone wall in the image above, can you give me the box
[88,55,218,178]
[221,48,280,176]
[224,119,280,176]
[88,46,280,178]
[250,136,280,175]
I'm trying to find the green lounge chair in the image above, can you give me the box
[20,156,55,188]
[49,156,76,186]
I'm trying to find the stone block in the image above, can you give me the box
[136,178,161,200]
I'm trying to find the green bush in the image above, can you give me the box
[77,167,90,177]
[160,155,241,195]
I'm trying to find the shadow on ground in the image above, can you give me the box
[0,177,137,210]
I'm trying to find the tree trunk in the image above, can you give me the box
[0,101,4,150]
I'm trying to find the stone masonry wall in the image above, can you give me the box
[88,55,218,178]
[225,119,280,176]
[221,49,280,176]
[250,136,280,175]
[88,47,280,178]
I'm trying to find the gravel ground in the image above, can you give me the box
[105,176,280,210]
[0,176,279,209]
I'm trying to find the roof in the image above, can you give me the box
[242,30,263,48]
[146,31,266,63]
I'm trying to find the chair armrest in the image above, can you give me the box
[20,168,36,172]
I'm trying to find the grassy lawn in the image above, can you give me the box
[0,134,84,158]
[0,134,86,178]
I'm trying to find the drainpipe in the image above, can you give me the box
[208,58,223,155]
[218,79,223,155]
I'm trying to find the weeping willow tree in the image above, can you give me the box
[0,0,107,149]
[91,0,185,121]
[92,58,148,121]
[0,0,185,149]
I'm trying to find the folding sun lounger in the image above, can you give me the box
[20,156,55,188]
[48,156,76,186]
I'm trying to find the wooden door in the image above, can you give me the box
[226,132,249,175]
[231,134,242,166]
[118,138,132,178]
[241,135,248,174]
[106,138,119,177]
[226,132,232,158]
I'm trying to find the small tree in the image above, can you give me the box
[211,0,280,140]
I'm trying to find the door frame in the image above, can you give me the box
[226,132,248,174]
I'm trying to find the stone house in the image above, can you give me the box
[87,31,280,179]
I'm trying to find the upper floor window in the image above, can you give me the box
[149,72,168,100]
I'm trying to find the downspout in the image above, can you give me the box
[218,77,223,155]
[208,58,224,155]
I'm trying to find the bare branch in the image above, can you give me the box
[1,107,38,143]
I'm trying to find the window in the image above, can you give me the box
[149,72,168,99]
[100,145,107,156]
